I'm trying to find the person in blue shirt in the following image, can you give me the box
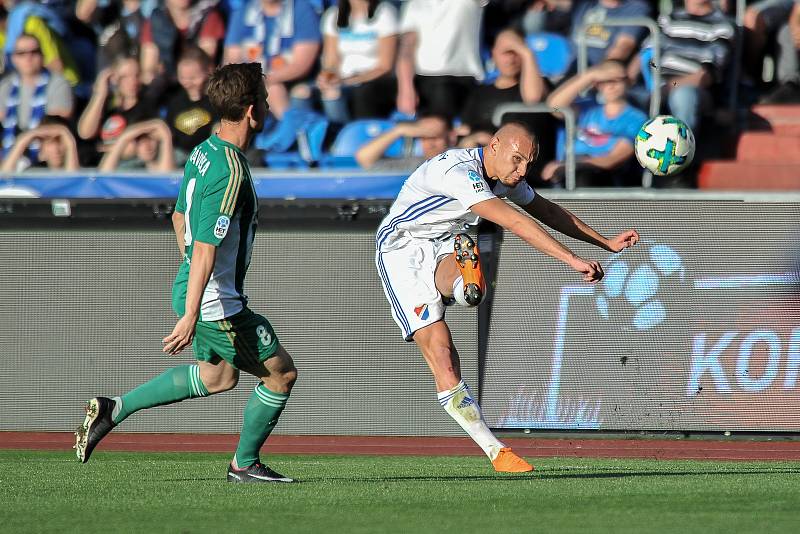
[570,0,652,68]
[542,60,647,186]
[224,0,322,119]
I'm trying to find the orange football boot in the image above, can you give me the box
[453,233,486,306]
[492,448,534,473]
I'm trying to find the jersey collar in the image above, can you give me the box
[209,134,244,154]
[477,147,493,188]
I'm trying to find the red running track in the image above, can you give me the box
[3,432,800,461]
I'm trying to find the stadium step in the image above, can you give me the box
[748,104,800,135]
[736,132,800,163]
[697,162,800,190]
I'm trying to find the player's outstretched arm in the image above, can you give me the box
[523,194,639,253]
[471,197,604,283]
[162,241,217,355]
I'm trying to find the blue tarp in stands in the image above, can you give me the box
[0,171,409,200]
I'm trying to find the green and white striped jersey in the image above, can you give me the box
[172,135,257,321]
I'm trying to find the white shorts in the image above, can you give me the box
[376,237,456,341]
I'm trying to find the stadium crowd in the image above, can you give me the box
[0,0,798,187]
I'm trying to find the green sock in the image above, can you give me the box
[112,364,209,424]
[234,384,289,468]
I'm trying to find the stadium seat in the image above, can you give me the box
[525,33,574,81]
[640,47,655,91]
[259,109,329,169]
[319,119,403,168]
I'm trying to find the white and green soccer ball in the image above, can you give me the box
[634,115,695,176]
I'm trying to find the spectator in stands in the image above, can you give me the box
[543,60,647,186]
[0,4,81,87]
[355,114,453,170]
[0,33,74,158]
[570,0,652,69]
[98,118,175,171]
[76,0,154,70]
[396,0,485,119]
[224,0,322,119]
[165,47,217,165]
[743,0,795,83]
[140,0,226,84]
[520,0,573,35]
[317,0,399,124]
[77,56,159,156]
[761,2,800,102]
[0,115,80,172]
[651,0,735,135]
[457,27,547,148]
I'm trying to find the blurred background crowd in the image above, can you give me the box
[0,0,798,188]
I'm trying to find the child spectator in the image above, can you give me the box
[543,60,647,186]
[1,115,79,172]
[77,55,159,163]
[165,47,217,165]
[98,118,175,171]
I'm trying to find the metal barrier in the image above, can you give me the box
[492,103,577,190]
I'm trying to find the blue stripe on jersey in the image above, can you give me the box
[377,252,410,337]
[376,195,448,247]
[376,196,456,249]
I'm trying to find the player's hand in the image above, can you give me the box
[570,256,604,283]
[162,315,197,355]
[607,229,640,253]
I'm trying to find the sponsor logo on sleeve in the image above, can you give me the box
[467,170,486,192]
[214,215,230,239]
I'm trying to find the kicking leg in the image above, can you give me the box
[227,344,298,483]
[435,234,486,307]
[75,359,237,463]
[413,321,532,472]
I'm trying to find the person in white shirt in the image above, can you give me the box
[376,122,640,472]
[317,0,399,123]
[395,0,486,119]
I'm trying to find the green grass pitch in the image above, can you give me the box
[2,451,799,533]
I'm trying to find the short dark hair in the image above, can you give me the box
[207,63,265,122]
[178,45,213,71]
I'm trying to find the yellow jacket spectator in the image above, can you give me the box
[0,14,80,87]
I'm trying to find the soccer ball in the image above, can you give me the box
[595,244,686,331]
[634,115,695,176]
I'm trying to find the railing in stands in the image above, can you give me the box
[492,103,577,191]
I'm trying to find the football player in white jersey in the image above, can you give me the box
[376,123,640,472]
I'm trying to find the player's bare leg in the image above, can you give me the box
[227,344,298,483]
[413,322,533,473]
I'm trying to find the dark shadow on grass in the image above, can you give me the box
[155,467,800,484]
[295,468,800,483]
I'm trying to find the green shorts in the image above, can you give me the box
[193,308,279,369]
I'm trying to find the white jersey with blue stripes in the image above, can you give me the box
[376,147,535,252]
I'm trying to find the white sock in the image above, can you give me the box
[451,276,470,307]
[438,380,504,460]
